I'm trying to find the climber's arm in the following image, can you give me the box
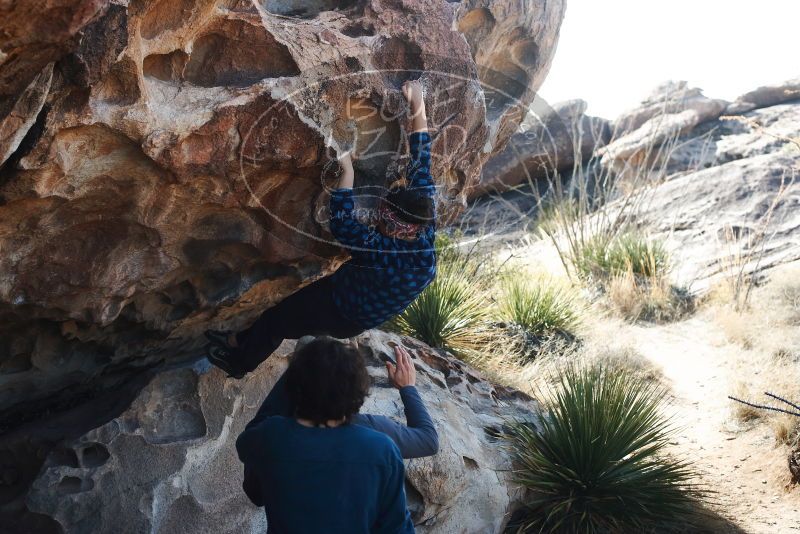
[238,374,294,507]
[401,81,435,197]
[236,428,265,506]
[241,466,263,507]
[336,151,355,190]
[403,80,428,135]
[329,192,372,249]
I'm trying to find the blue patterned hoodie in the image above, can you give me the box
[328,131,436,329]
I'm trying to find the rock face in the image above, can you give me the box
[6,332,539,533]
[599,82,728,171]
[637,100,800,289]
[460,80,800,291]
[471,99,611,198]
[0,0,566,428]
[612,80,728,136]
[726,78,800,115]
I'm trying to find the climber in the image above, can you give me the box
[204,79,435,379]
[236,337,422,533]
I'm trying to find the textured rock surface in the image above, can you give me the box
[638,101,800,289]
[612,80,728,136]
[6,332,539,533]
[599,82,728,171]
[460,83,800,291]
[471,99,611,198]
[726,78,800,114]
[0,0,565,427]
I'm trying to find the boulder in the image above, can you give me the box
[726,78,800,114]
[599,108,701,169]
[5,331,540,533]
[0,0,566,428]
[460,95,800,293]
[628,101,800,290]
[599,82,728,172]
[470,99,611,198]
[612,80,728,135]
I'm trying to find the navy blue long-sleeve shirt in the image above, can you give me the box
[238,373,439,528]
[245,373,439,461]
[329,131,436,329]
[237,417,414,534]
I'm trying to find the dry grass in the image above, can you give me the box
[713,263,800,354]
[591,344,665,384]
[731,382,764,423]
[714,263,800,444]
[606,268,693,323]
[477,327,666,401]
[772,413,800,448]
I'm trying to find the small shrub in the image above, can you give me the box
[592,346,664,384]
[731,383,763,423]
[772,413,800,447]
[498,277,580,340]
[504,365,705,533]
[607,268,693,322]
[569,233,691,322]
[574,233,669,281]
[391,235,491,355]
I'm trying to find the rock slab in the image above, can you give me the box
[15,332,539,534]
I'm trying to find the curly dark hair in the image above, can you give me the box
[384,186,435,225]
[284,337,371,426]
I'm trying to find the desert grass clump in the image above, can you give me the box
[391,235,492,356]
[573,233,669,281]
[504,365,705,533]
[570,233,691,322]
[772,413,800,448]
[498,277,581,340]
[606,267,693,322]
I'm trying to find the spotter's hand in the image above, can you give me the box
[386,346,417,389]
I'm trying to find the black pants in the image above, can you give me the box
[231,276,364,375]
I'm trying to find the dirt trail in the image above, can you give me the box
[627,315,800,533]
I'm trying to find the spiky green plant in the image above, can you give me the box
[504,365,705,533]
[498,277,580,338]
[391,235,491,355]
[573,233,669,281]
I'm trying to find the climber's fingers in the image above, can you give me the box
[401,82,411,101]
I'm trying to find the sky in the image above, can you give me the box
[537,0,800,120]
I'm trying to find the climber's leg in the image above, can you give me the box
[230,276,364,375]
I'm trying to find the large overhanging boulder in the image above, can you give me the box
[0,0,566,428]
[6,332,540,533]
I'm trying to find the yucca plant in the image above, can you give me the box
[498,277,580,338]
[504,365,705,533]
[391,235,491,355]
